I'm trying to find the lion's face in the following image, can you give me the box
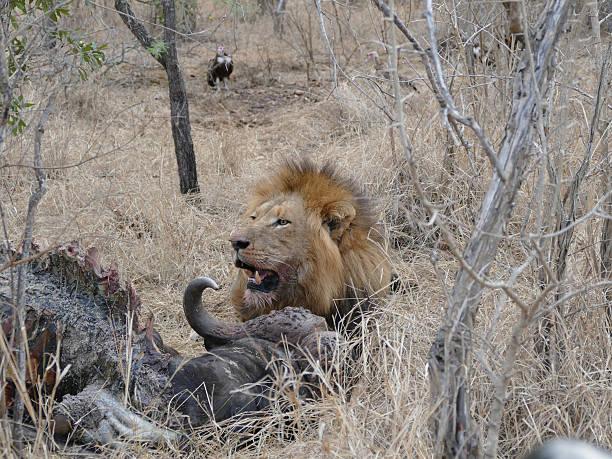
[229,159,390,323]
[230,195,307,311]
[230,194,345,320]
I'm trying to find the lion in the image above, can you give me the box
[229,158,392,330]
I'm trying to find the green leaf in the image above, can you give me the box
[15,0,27,14]
[147,40,168,59]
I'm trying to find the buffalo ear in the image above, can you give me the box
[322,200,356,243]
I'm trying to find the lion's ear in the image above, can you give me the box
[322,201,356,243]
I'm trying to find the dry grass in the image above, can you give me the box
[1,0,611,456]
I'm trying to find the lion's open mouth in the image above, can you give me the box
[235,258,279,293]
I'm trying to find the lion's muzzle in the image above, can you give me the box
[230,237,250,251]
[234,255,280,293]
[231,233,282,294]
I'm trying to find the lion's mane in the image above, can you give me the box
[230,158,391,329]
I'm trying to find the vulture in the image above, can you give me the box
[207,45,233,91]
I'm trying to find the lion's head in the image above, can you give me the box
[229,158,391,328]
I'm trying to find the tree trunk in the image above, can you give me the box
[115,0,200,195]
[427,1,570,457]
[162,0,199,195]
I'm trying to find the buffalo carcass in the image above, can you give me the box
[0,242,344,446]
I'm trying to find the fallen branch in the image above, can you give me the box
[0,245,60,274]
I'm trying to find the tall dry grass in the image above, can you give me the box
[0,0,610,456]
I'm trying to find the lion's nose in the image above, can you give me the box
[230,238,250,251]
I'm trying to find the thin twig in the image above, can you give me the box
[424,0,508,183]
[385,0,412,156]
[315,0,395,121]
[556,43,611,283]
[369,0,441,96]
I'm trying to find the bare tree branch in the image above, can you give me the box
[114,0,167,68]
[369,0,441,99]
[370,0,506,181]
[314,0,395,121]
[556,43,611,283]
[385,0,411,155]
[12,89,56,443]
[424,0,508,183]
[426,1,570,455]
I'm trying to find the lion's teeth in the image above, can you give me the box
[254,270,262,285]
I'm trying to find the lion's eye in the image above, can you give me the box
[250,215,256,220]
[276,218,290,226]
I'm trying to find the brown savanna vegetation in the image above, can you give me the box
[0,0,610,456]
